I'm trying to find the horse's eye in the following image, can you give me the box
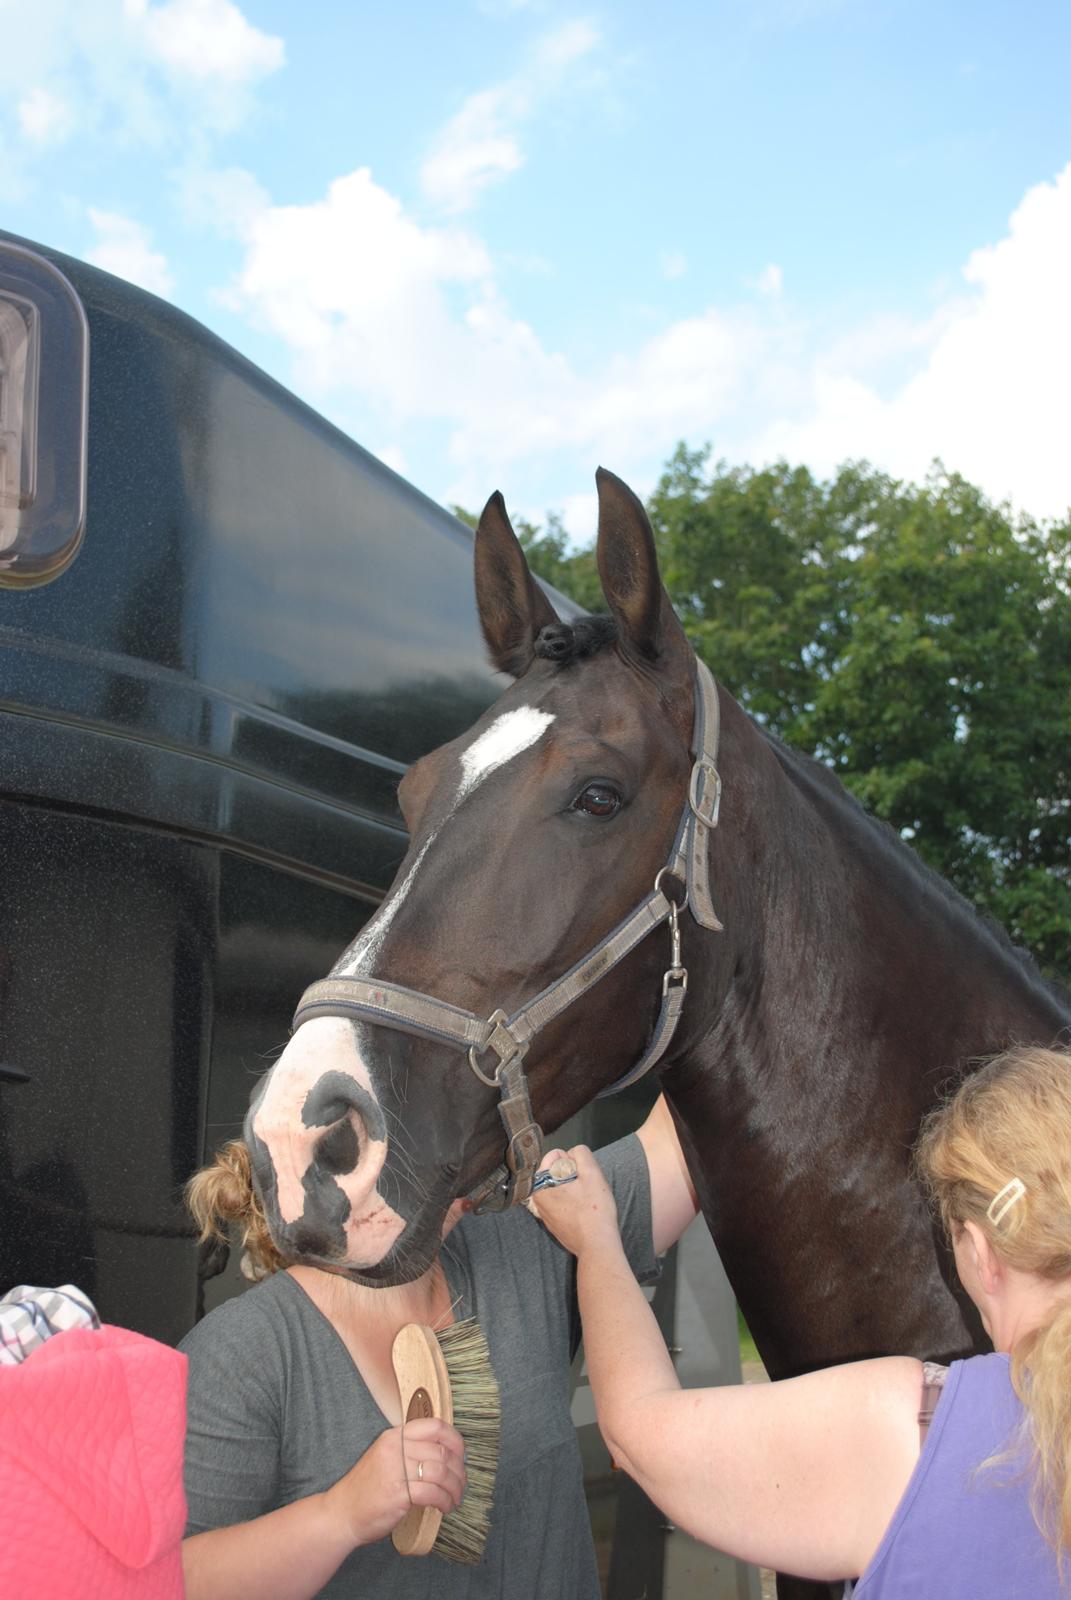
[571,782,622,819]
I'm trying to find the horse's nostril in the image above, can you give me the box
[317,1116,361,1176]
[301,1070,387,1143]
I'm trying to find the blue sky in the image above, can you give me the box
[4,0,1071,535]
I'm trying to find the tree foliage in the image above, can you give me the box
[477,453,1071,976]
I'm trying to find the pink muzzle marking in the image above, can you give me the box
[252,1018,405,1263]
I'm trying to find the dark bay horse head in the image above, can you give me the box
[245,469,718,1283]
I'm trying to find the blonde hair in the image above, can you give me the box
[186,1139,291,1281]
[914,1043,1071,1555]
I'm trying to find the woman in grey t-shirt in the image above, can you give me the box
[180,1095,697,1600]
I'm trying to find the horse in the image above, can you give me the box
[245,468,1070,1600]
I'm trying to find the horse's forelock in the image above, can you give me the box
[533,614,618,667]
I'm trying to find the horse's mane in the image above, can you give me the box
[534,615,1066,1007]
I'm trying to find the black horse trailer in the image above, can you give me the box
[0,228,517,1340]
[0,232,757,1600]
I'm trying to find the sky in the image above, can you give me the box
[4,0,1071,538]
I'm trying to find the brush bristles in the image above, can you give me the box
[432,1318,501,1564]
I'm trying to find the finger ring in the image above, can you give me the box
[417,1459,424,1481]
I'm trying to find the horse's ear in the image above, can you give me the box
[474,491,560,677]
[595,468,692,675]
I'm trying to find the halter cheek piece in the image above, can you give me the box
[291,661,724,1213]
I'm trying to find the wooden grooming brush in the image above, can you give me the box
[391,1318,501,1565]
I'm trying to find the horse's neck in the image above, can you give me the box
[666,713,1066,1377]
[749,733,1065,1047]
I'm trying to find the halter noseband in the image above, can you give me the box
[291,660,724,1212]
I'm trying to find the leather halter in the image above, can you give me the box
[291,660,724,1212]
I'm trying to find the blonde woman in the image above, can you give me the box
[532,1045,1071,1597]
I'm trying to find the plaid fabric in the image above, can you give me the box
[0,1284,101,1366]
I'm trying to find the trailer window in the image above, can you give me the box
[0,241,88,589]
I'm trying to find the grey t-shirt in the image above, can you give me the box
[180,1135,658,1599]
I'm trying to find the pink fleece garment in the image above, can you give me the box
[0,1324,188,1599]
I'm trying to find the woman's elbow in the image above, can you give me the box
[597,1402,648,1481]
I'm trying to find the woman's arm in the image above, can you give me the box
[532,1146,922,1583]
[182,1417,465,1600]
[635,1094,700,1254]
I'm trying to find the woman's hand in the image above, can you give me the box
[183,1416,468,1600]
[324,1415,466,1549]
[528,1145,623,1259]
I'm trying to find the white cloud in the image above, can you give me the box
[580,309,761,451]
[124,0,284,83]
[86,209,175,296]
[420,19,599,213]
[420,89,525,215]
[748,162,1071,519]
[4,0,283,157]
[222,156,1071,530]
[222,161,776,512]
[753,262,783,298]
[530,17,600,72]
[375,444,409,478]
[559,490,598,542]
[176,162,270,237]
[16,85,75,145]
[229,167,496,412]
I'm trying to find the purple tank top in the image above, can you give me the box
[850,1353,1062,1600]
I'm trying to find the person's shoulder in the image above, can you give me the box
[948,1349,1014,1397]
[954,1349,1010,1373]
[864,1354,927,1411]
[179,1272,294,1356]
[790,1354,925,1424]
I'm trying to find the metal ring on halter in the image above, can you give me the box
[653,865,688,906]
[468,1008,522,1087]
[468,1041,506,1088]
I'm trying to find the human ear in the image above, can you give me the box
[963,1219,1003,1296]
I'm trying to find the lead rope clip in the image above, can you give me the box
[662,897,688,996]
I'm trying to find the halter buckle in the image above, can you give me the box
[468,1054,544,1212]
[689,756,722,829]
[468,1009,528,1088]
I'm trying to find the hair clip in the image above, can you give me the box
[986,1177,1026,1227]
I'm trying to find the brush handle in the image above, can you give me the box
[390,1324,453,1557]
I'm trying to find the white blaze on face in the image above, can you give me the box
[457,706,555,804]
[338,704,555,980]
[338,834,438,978]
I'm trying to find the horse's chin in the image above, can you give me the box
[330,1200,451,1288]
